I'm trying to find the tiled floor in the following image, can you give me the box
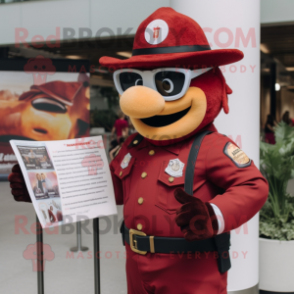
[2,179,294,294]
[0,181,127,294]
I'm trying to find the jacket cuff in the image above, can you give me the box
[210,203,225,234]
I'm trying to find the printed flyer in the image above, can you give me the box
[10,136,117,228]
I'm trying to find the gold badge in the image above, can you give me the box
[224,142,251,167]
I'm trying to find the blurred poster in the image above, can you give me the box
[0,56,90,177]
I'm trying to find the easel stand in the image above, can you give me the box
[35,216,101,294]
[70,222,89,252]
[93,218,101,294]
[36,216,44,294]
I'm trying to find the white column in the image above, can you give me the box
[170,1,260,293]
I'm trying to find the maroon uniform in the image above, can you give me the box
[110,124,268,294]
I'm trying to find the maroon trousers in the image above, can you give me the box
[125,244,227,294]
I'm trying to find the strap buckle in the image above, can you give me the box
[129,229,148,255]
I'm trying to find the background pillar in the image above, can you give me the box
[269,63,277,119]
[170,1,261,293]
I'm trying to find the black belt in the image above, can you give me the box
[122,224,219,255]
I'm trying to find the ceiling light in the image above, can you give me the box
[116,52,132,58]
[260,44,270,54]
[66,55,83,59]
[275,83,281,91]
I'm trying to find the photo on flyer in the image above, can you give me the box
[28,171,60,200]
[17,145,53,170]
[37,198,63,227]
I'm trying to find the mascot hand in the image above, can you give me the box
[174,188,218,241]
[8,164,31,203]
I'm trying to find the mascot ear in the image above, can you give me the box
[214,67,232,114]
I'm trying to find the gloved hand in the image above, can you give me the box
[174,188,218,241]
[8,164,31,203]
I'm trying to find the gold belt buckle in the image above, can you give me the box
[129,229,148,255]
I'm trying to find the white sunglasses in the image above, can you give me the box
[113,67,212,101]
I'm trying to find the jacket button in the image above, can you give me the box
[133,140,138,145]
[138,197,144,205]
[141,172,147,178]
[149,150,155,156]
[119,171,123,177]
[137,224,143,231]
[168,177,174,183]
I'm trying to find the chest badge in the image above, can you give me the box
[165,159,185,177]
[121,153,132,169]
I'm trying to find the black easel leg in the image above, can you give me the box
[93,218,101,294]
[36,215,44,294]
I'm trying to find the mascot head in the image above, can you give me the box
[100,7,243,144]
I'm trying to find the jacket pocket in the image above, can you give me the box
[156,162,185,214]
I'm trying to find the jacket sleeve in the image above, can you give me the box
[110,158,124,205]
[109,134,137,206]
[206,135,269,232]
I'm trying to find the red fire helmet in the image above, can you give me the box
[100,7,244,70]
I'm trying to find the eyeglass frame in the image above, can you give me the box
[113,67,213,101]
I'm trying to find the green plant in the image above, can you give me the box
[260,122,294,240]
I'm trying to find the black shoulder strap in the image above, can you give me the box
[184,130,231,274]
[184,130,212,195]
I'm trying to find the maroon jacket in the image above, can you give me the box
[110,124,268,236]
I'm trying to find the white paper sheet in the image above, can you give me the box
[10,136,117,228]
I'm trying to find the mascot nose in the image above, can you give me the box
[120,86,165,118]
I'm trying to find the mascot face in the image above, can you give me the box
[117,68,211,141]
[115,67,229,142]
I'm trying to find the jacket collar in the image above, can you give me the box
[135,123,217,156]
